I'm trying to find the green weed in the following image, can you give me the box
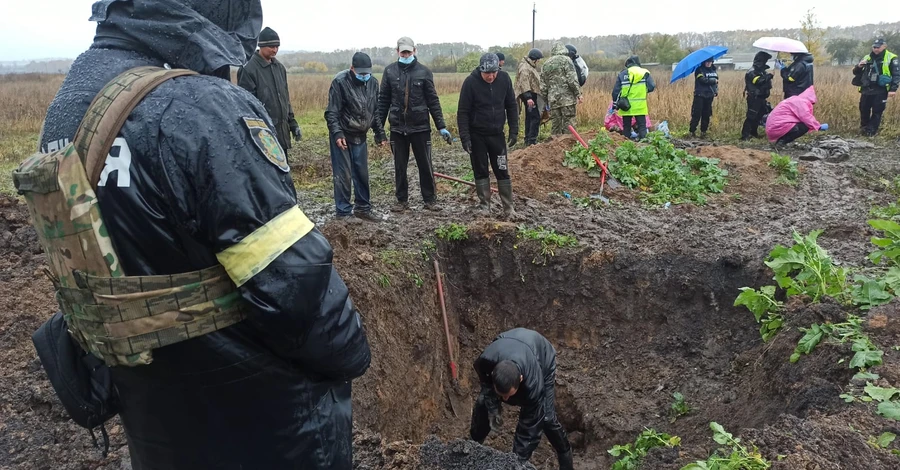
[435,223,469,241]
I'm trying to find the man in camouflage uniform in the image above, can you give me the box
[540,43,583,135]
[34,1,370,468]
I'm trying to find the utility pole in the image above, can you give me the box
[532,3,536,48]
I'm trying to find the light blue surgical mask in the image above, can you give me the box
[399,56,415,65]
[355,73,371,82]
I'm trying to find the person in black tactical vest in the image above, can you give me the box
[689,59,718,138]
[780,52,814,98]
[853,38,900,136]
[741,51,774,141]
[36,1,370,468]
[238,27,302,153]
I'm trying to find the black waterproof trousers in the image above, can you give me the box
[689,95,714,134]
[523,100,541,146]
[470,133,511,181]
[390,131,436,204]
[741,95,768,139]
[622,115,648,140]
[777,123,810,145]
[860,90,889,136]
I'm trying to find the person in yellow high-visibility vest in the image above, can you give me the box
[853,38,899,136]
[611,56,657,140]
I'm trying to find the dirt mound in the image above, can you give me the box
[508,134,787,204]
[419,437,532,470]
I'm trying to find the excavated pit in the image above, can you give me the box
[342,227,856,468]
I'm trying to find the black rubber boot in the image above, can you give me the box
[497,179,521,221]
[474,178,491,215]
[557,449,574,470]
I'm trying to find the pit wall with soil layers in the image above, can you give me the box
[339,219,900,469]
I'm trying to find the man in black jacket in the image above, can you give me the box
[37,1,370,468]
[471,328,573,470]
[741,51,773,140]
[689,59,718,138]
[781,52,814,98]
[325,52,388,221]
[853,38,900,136]
[377,36,450,212]
[238,27,301,153]
[457,53,520,219]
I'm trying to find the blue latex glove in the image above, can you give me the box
[439,128,451,138]
[439,128,452,144]
[819,123,829,131]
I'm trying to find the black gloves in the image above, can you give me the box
[507,134,518,148]
[462,140,472,154]
[291,126,302,141]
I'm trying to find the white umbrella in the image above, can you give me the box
[752,37,809,54]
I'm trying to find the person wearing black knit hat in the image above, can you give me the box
[238,27,302,153]
[496,52,506,69]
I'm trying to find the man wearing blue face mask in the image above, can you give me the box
[325,52,388,222]
[377,36,450,212]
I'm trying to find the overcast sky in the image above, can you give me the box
[0,0,893,61]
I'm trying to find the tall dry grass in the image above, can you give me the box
[2,66,896,145]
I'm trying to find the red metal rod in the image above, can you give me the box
[434,259,458,380]
[433,172,499,193]
[568,125,610,187]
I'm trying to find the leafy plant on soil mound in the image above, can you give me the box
[768,153,799,185]
[607,428,681,470]
[681,422,770,470]
[563,130,728,205]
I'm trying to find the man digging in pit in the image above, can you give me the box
[471,328,574,470]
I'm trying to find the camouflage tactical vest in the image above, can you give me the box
[13,66,249,367]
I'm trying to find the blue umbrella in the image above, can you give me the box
[670,46,729,84]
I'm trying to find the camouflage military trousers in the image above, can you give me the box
[550,105,577,135]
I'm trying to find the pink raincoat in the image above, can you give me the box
[765,86,821,142]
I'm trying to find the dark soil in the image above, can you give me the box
[3,133,900,469]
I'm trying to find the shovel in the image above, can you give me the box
[434,259,466,417]
[567,126,621,202]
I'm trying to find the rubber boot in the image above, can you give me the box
[474,178,491,215]
[497,179,522,221]
[557,449,574,470]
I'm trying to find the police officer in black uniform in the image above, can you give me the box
[853,38,900,136]
[741,51,774,141]
[37,1,370,468]
[689,59,718,138]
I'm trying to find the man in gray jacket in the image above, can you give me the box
[325,52,388,221]
[238,27,301,152]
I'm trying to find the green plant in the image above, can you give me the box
[766,229,848,303]
[670,392,692,422]
[870,201,900,221]
[375,274,391,288]
[379,250,404,267]
[608,428,681,470]
[681,422,770,470]
[790,315,883,370]
[867,432,897,450]
[734,286,785,341]
[407,272,424,288]
[563,129,613,178]
[420,239,437,261]
[768,153,799,185]
[516,225,578,258]
[435,223,469,241]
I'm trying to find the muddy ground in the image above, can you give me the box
[3,132,900,469]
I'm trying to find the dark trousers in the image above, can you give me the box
[860,90,889,135]
[777,123,809,145]
[523,100,541,145]
[741,95,768,138]
[390,131,436,203]
[329,135,370,216]
[622,115,648,140]
[470,133,511,182]
[689,95,714,133]
[469,366,570,461]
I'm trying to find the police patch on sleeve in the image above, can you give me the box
[243,117,289,173]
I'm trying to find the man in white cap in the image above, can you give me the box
[377,36,451,212]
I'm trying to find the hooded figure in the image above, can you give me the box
[514,48,544,146]
[565,44,589,87]
[37,1,371,468]
[741,51,774,140]
[781,52,814,98]
[540,43,582,135]
[689,59,718,137]
[766,86,824,144]
[612,55,656,140]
